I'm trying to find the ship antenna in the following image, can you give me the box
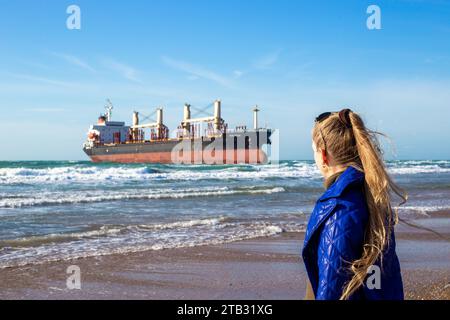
[105,99,114,121]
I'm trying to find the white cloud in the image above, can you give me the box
[233,70,244,78]
[51,52,96,73]
[8,73,76,87]
[20,60,52,71]
[103,59,141,83]
[25,107,65,113]
[162,56,231,87]
[253,50,282,69]
[187,75,200,81]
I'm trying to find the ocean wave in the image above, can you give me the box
[0,166,152,184]
[395,205,450,215]
[0,163,321,185]
[0,217,228,248]
[388,165,450,175]
[388,160,450,166]
[0,186,286,208]
[0,219,305,269]
[1,161,450,185]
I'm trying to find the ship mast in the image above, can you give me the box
[253,105,259,130]
[105,99,114,121]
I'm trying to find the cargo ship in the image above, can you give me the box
[83,100,273,164]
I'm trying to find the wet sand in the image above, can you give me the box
[0,214,449,300]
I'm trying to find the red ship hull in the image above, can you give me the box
[84,130,272,164]
[89,148,268,164]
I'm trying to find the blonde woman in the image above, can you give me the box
[302,109,406,300]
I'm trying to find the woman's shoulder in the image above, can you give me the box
[305,188,368,244]
[317,190,369,257]
[318,168,369,233]
[305,167,369,245]
[324,191,369,232]
[318,166,365,202]
[320,167,368,216]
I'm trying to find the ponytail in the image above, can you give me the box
[339,111,407,299]
[312,110,407,300]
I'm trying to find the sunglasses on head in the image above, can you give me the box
[315,109,352,128]
[315,112,333,123]
[314,109,353,152]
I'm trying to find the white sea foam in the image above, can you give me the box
[0,161,450,184]
[1,161,449,185]
[0,186,285,208]
[395,205,450,214]
[388,165,450,175]
[0,218,305,269]
[0,166,153,184]
[0,217,228,247]
[0,163,321,185]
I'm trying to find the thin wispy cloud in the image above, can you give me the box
[103,59,141,83]
[51,52,96,73]
[227,50,283,80]
[187,75,200,81]
[253,50,282,70]
[25,107,65,113]
[162,56,231,87]
[20,60,52,71]
[233,70,244,79]
[9,73,75,87]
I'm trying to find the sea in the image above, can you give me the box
[0,160,449,269]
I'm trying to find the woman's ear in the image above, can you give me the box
[321,149,328,165]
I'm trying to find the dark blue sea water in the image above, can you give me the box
[0,160,449,268]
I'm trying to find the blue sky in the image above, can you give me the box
[0,0,449,160]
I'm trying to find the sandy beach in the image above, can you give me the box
[0,212,449,300]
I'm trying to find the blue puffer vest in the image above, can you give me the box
[302,166,404,300]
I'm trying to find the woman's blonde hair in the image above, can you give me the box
[312,109,407,300]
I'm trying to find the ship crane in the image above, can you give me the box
[131,108,163,129]
[190,102,214,117]
[130,107,168,140]
[180,100,224,138]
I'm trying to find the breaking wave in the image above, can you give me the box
[0,186,285,208]
[0,217,305,269]
[0,160,449,185]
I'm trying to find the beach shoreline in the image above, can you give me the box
[0,213,449,300]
